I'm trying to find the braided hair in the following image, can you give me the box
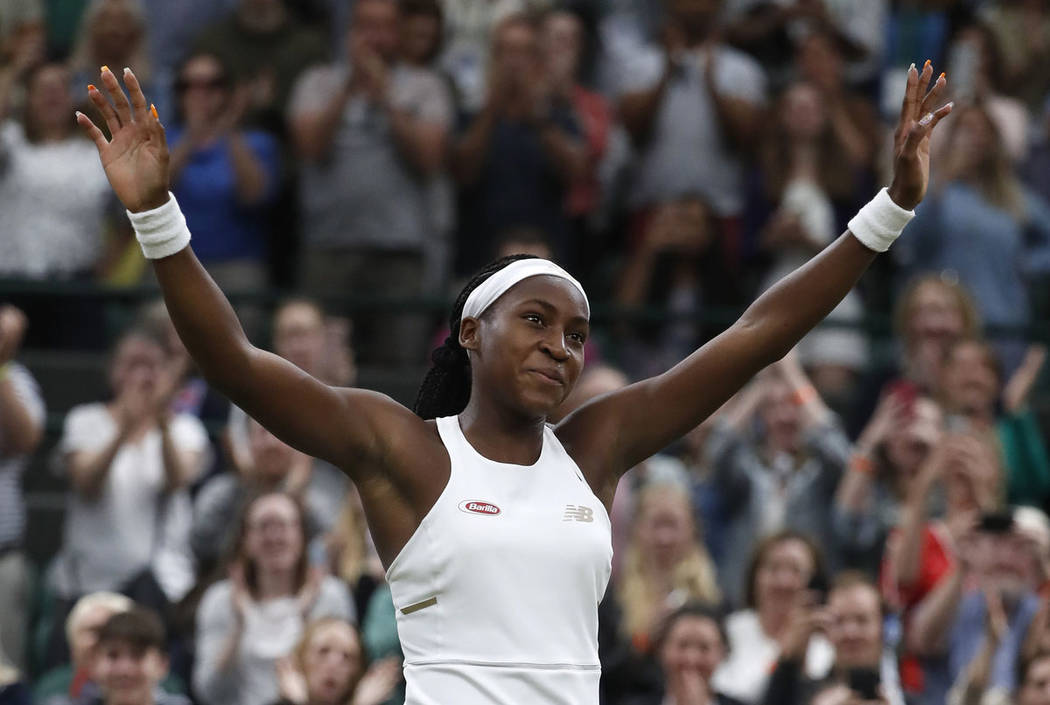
[414,254,538,419]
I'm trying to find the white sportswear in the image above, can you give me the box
[387,415,613,704]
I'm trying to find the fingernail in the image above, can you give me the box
[923,59,931,69]
[150,104,158,119]
[87,84,96,91]
[947,101,955,110]
[74,111,82,118]
[909,62,916,72]
[123,67,130,75]
[939,72,946,80]
[100,65,109,73]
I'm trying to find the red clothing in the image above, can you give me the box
[566,86,610,216]
[880,522,955,694]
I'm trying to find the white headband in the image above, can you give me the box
[461,259,590,322]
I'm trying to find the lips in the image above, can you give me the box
[530,368,565,385]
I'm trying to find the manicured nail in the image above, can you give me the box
[74,111,82,118]
[87,84,96,92]
[150,104,158,119]
[123,67,131,75]
[923,59,931,70]
[947,101,955,110]
[939,72,946,80]
[100,65,109,73]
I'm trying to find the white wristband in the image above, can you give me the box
[126,192,191,259]
[847,187,915,253]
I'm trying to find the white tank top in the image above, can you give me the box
[386,415,613,705]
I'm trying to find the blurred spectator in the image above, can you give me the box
[289,0,451,364]
[167,50,280,296]
[895,103,1050,372]
[0,305,43,671]
[0,0,43,71]
[936,22,1029,163]
[910,509,1044,705]
[980,0,1050,115]
[271,617,401,705]
[707,354,850,597]
[880,430,1004,705]
[618,603,743,705]
[834,393,944,578]
[400,0,444,68]
[193,491,353,705]
[452,13,587,274]
[712,530,834,704]
[191,418,317,573]
[0,60,111,279]
[82,607,191,705]
[617,195,738,380]
[539,9,611,256]
[193,0,329,135]
[722,0,886,87]
[68,0,153,104]
[618,0,766,261]
[35,592,132,702]
[436,0,523,113]
[762,572,905,705]
[600,484,722,702]
[938,339,1050,506]
[754,80,870,407]
[49,327,207,609]
[227,299,353,531]
[1018,651,1050,705]
[325,489,385,620]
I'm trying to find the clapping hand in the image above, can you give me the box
[76,67,170,213]
[887,61,953,210]
[0,306,27,365]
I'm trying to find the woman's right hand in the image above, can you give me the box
[76,67,170,213]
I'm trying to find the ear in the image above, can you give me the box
[459,317,481,352]
[147,650,170,682]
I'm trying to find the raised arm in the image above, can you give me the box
[76,67,423,479]
[562,62,952,494]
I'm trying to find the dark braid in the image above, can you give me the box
[414,255,538,419]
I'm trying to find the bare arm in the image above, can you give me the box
[889,454,941,591]
[536,120,588,183]
[226,131,270,205]
[907,564,964,656]
[157,418,202,493]
[451,106,497,186]
[618,63,671,144]
[78,68,425,480]
[386,104,448,176]
[560,63,952,494]
[67,424,132,499]
[0,308,42,456]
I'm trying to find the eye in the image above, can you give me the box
[523,313,543,325]
[569,331,587,345]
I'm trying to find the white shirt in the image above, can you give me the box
[51,403,207,598]
[0,121,111,278]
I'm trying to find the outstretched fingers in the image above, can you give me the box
[898,63,918,127]
[914,60,934,119]
[74,111,108,152]
[99,65,133,127]
[122,67,149,123]
[920,71,947,116]
[905,101,954,151]
[87,83,120,136]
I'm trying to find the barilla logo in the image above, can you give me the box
[458,500,501,516]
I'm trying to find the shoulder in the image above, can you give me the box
[316,576,353,611]
[5,362,44,420]
[198,580,233,617]
[62,403,109,434]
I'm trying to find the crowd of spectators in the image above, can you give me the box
[3,0,1050,704]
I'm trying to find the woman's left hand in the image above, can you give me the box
[887,62,953,210]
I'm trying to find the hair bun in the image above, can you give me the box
[431,337,468,371]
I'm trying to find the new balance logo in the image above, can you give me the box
[563,505,594,523]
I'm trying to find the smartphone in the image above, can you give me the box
[978,511,1015,534]
[847,667,881,701]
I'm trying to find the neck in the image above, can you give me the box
[669,681,714,705]
[758,604,790,639]
[107,691,154,705]
[255,567,297,600]
[458,397,546,465]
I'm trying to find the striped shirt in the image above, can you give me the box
[0,363,45,547]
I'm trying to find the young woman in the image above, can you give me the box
[194,492,353,705]
[77,63,951,705]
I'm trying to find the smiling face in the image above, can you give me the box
[635,488,695,572]
[110,334,167,398]
[754,538,815,613]
[93,642,167,705]
[460,275,589,418]
[827,583,882,669]
[303,621,364,705]
[243,494,305,577]
[658,615,726,685]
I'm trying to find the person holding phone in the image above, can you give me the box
[762,572,904,705]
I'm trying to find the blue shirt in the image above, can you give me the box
[949,590,1040,694]
[167,126,280,263]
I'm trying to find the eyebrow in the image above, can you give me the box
[519,298,589,326]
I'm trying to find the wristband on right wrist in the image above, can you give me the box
[848,187,915,252]
[127,192,191,259]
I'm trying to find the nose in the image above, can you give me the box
[540,328,570,361]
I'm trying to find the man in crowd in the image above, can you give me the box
[764,572,904,705]
[289,0,451,365]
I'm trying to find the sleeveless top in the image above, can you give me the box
[386,415,614,704]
